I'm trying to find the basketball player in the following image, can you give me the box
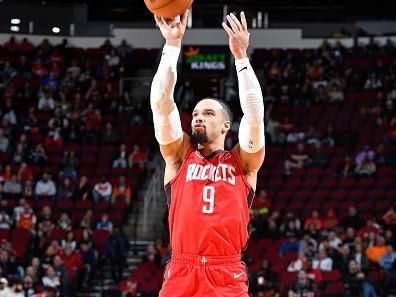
[151,9,265,296]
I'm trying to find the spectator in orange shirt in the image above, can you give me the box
[366,235,387,263]
[112,176,132,205]
[305,210,323,231]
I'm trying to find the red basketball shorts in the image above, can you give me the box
[159,253,249,297]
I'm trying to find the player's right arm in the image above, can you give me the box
[150,10,192,184]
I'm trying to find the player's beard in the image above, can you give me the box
[191,131,209,144]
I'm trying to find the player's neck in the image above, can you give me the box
[198,142,224,157]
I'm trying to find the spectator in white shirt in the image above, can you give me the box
[35,173,56,200]
[327,230,342,250]
[312,249,333,271]
[92,177,112,202]
[38,91,55,111]
[0,210,11,230]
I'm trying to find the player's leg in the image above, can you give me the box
[159,261,202,297]
[204,262,250,297]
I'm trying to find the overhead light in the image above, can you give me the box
[10,18,21,25]
[52,27,60,34]
[10,26,20,32]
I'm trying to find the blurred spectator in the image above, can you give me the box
[0,250,17,280]
[0,129,9,153]
[312,249,333,271]
[35,173,56,201]
[366,235,387,263]
[328,83,345,103]
[310,142,328,168]
[38,206,54,242]
[80,210,94,230]
[128,145,147,168]
[251,259,279,296]
[288,270,314,297]
[57,178,75,201]
[61,231,77,251]
[76,176,91,201]
[353,242,369,272]
[101,122,120,145]
[0,278,24,297]
[104,227,129,281]
[382,203,396,228]
[2,175,22,200]
[41,266,60,290]
[57,213,72,232]
[52,256,70,297]
[15,204,36,233]
[378,244,396,273]
[96,214,113,233]
[280,231,300,257]
[250,189,271,217]
[355,145,375,166]
[284,143,312,175]
[364,72,382,90]
[92,177,112,202]
[355,157,376,177]
[304,126,321,146]
[304,210,323,231]
[112,144,128,169]
[112,176,132,205]
[59,151,78,180]
[37,90,55,111]
[338,155,354,178]
[31,144,47,168]
[0,210,11,230]
[59,243,81,280]
[343,260,378,297]
[339,206,364,231]
[22,180,34,200]
[17,163,33,183]
[377,99,396,127]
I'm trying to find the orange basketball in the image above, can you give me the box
[144,0,193,18]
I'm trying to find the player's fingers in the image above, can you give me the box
[240,11,248,31]
[160,17,173,30]
[222,22,235,37]
[226,15,239,34]
[230,13,242,31]
[154,15,163,25]
[180,9,189,27]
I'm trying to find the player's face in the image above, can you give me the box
[191,99,230,143]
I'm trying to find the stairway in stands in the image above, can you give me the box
[77,164,167,296]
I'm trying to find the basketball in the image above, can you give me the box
[144,0,193,18]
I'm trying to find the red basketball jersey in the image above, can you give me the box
[165,148,254,256]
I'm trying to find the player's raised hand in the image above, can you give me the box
[155,9,189,48]
[222,12,249,59]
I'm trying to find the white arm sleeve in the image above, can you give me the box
[236,57,265,153]
[150,44,183,145]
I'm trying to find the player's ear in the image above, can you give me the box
[221,121,231,134]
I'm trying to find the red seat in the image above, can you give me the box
[56,200,74,213]
[47,229,67,243]
[75,200,93,212]
[0,230,10,241]
[324,282,344,297]
[330,189,347,201]
[11,228,31,258]
[348,189,366,201]
[356,177,375,189]
[92,229,110,254]
[322,270,341,282]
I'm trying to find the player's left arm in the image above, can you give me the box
[223,12,265,177]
